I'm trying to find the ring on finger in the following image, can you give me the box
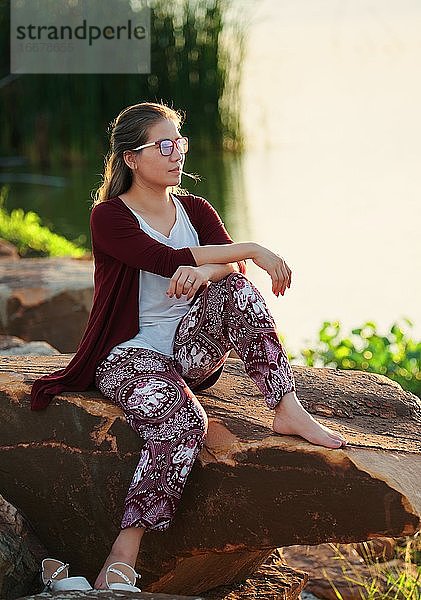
[186,278,194,284]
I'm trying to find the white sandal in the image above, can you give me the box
[106,561,142,592]
[41,558,92,592]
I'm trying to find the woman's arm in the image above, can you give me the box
[189,242,258,266]
[166,262,238,300]
[201,262,239,281]
[167,242,292,299]
[180,195,247,274]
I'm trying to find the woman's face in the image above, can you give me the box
[132,118,186,190]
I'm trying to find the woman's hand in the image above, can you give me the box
[167,265,216,300]
[252,245,292,296]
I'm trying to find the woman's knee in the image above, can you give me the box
[184,388,208,438]
[206,272,250,301]
[123,377,208,438]
[225,272,264,304]
[219,271,249,287]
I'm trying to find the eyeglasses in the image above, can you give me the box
[132,136,189,156]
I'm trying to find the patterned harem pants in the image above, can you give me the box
[94,273,296,532]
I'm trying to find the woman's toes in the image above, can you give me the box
[326,431,344,441]
[94,574,106,589]
[329,432,348,445]
[312,433,342,448]
[318,433,342,448]
[318,424,347,445]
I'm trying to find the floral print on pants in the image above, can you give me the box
[94,273,295,531]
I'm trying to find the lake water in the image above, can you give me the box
[233,0,421,356]
[2,0,420,358]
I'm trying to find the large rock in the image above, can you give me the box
[0,494,47,600]
[202,551,307,600]
[0,239,20,260]
[0,258,93,352]
[0,356,420,597]
[18,593,204,599]
[16,555,307,600]
[0,334,59,356]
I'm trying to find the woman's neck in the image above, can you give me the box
[119,186,173,216]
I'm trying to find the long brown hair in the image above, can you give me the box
[91,102,186,207]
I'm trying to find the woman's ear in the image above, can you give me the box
[123,150,137,171]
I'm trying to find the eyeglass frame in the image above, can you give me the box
[131,136,189,156]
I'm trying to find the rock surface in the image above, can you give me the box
[0,356,420,597]
[0,258,93,352]
[18,593,204,599]
[16,553,307,600]
[352,537,396,563]
[0,494,47,600]
[202,550,307,600]
[0,239,20,260]
[0,334,60,355]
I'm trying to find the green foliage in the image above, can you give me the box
[150,0,246,150]
[0,0,248,166]
[297,319,421,398]
[0,186,88,257]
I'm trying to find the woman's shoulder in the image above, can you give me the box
[90,196,134,221]
[90,197,140,234]
[173,192,215,216]
[91,196,124,212]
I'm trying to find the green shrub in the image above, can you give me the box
[296,318,421,398]
[0,185,89,257]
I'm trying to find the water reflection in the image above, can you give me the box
[3,0,420,355]
[3,130,419,357]
[238,0,421,355]
[188,150,252,242]
[1,149,251,250]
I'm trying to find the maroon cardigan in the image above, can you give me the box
[30,194,245,410]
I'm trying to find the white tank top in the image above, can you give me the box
[107,194,200,358]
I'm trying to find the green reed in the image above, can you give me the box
[325,537,420,600]
[0,0,247,167]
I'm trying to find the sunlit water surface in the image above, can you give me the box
[233,0,421,357]
[3,0,420,359]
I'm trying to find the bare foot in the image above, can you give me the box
[272,391,348,449]
[94,527,144,590]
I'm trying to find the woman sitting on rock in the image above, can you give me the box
[31,101,347,591]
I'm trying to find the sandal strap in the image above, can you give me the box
[50,563,70,581]
[108,567,133,586]
[43,562,69,590]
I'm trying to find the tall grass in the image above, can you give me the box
[325,537,420,600]
[0,0,247,167]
